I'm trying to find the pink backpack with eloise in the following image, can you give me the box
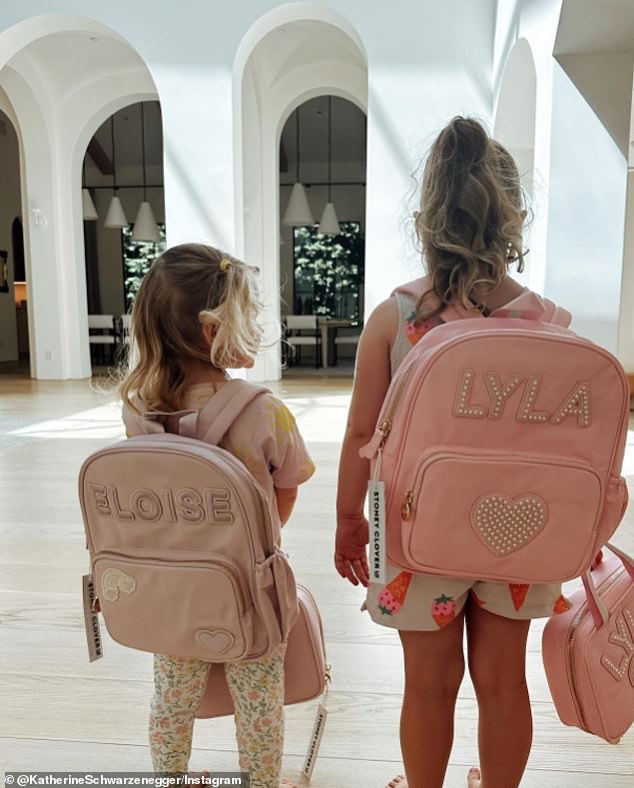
[360,279,630,584]
[80,380,298,663]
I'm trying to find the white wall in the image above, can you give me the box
[12,1,624,380]
[619,168,634,371]
[492,0,563,298]
[358,1,496,314]
[546,61,626,351]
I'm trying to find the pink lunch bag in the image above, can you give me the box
[197,583,329,717]
[542,543,634,743]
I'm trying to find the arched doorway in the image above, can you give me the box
[82,101,165,370]
[0,105,24,367]
[0,15,159,378]
[235,6,368,381]
[279,95,366,370]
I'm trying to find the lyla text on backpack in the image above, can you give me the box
[88,482,235,524]
[453,371,591,426]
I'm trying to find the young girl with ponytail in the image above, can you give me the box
[335,117,572,788]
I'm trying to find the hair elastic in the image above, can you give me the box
[219,258,231,272]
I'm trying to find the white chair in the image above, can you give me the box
[88,314,116,364]
[333,326,361,365]
[284,314,321,368]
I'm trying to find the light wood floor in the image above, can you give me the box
[1,371,633,787]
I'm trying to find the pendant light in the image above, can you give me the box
[104,113,128,229]
[82,158,98,221]
[132,103,160,242]
[282,105,314,226]
[318,96,341,235]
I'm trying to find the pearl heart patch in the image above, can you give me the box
[195,629,234,653]
[472,494,548,556]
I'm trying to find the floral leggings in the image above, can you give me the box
[149,643,286,788]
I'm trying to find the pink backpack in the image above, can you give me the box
[80,380,298,662]
[360,280,630,584]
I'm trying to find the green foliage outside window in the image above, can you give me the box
[293,222,364,321]
[122,224,166,308]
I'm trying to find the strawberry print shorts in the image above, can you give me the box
[365,563,571,631]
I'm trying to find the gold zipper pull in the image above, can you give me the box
[378,418,392,449]
[401,491,413,520]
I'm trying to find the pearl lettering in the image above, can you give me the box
[452,370,591,427]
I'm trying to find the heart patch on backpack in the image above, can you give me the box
[472,494,548,556]
[195,629,235,654]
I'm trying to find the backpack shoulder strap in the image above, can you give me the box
[122,380,270,446]
[489,290,572,327]
[391,276,481,323]
[193,379,270,445]
[392,277,572,328]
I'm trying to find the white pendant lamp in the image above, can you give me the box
[82,157,98,220]
[82,188,98,221]
[132,103,161,242]
[105,195,128,228]
[284,183,314,227]
[318,201,340,235]
[318,96,340,235]
[132,201,160,242]
[282,105,314,226]
[105,114,128,229]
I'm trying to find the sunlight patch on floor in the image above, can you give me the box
[8,403,125,440]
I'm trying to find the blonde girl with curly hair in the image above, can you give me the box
[335,117,572,788]
[120,244,315,788]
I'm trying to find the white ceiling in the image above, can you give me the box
[249,20,366,96]
[9,30,147,106]
[90,101,163,173]
[280,95,367,180]
[554,0,634,55]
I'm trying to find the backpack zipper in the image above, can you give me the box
[399,448,602,522]
[375,365,413,447]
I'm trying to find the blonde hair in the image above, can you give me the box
[119,243,262,413]
[414,116,526,320]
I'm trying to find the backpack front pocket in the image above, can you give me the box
[93,551,253,661]
[398,451,603,583]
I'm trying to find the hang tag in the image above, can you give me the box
[300,702,328,783]
[82,574,104,662]
[367,480,386,584]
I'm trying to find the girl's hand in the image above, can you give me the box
[335,514,370,587]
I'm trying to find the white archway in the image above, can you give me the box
[0,14,159,379]
[234,4,368,381]
[494,38,537,290]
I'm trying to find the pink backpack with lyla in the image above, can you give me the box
[360,279,630,584]
[80,380,298,663]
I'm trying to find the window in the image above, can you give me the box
[121,224,166,307]
[292,221,364,321]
